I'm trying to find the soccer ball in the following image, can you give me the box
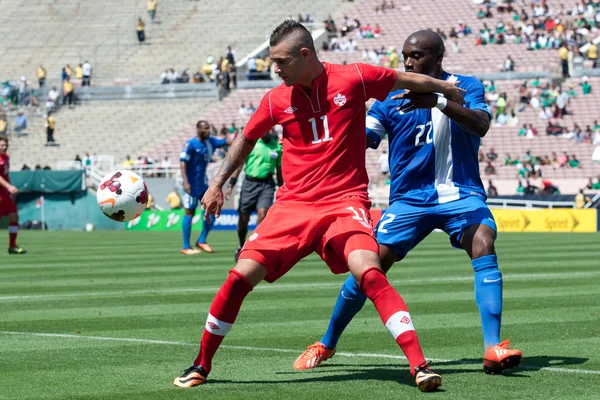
[96,170,148,222]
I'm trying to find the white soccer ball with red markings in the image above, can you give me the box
[96,170,148,222]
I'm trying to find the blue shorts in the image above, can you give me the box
[182,191,205,210]
[375,196,497,260]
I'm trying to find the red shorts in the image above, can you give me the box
[239,197,379,283]
[0,194,17,217]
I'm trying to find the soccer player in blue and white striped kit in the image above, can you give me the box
[180,120,231,254]
[294,30,522,374]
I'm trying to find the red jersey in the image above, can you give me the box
[0,153,9,195]
[244,62,397,202]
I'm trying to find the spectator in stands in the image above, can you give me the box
[518,123,527,137]
[62,77,74,107]
[179,70,190,83]
[166,187,182,210]
[219,124,228,137]
[477,6,491,19]
[18,77,28,106]
[553,87,569,118]
[82,61,92,86]
[46,86,59,112]
[62,64,72,81]
[75,64,83,81]
[192,70,205,83]
[246,56,257,80]
[229,64,237,88]
[436,28,446,40]
[587,42,598,68]
[387,47,399,68]
[558,43,569,77]
[526,123,537,138]
[123,155,134,168]
[160,156,171,176]
[226,46,236,65]
[37,65,46,88]
[44,112,56,145]
[587,176,600,190]
[569,155,581,169]
[502,55,515,72]
[487,180,498,197]
[580,76,592,95]
[486,148,498,161]
[524,180,538,194]
[516,180,525,195]
[484,161,496,175]
[541,180,559,196]
[229,122,238,135]
[14,110,26,136]
[147,0,158,21]
[136,18,146,43]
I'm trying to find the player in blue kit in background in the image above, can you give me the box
[180,120,232,254]
[294,30,522,374]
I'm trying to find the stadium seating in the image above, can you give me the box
[0,0,352,86]
[318,0,598,74]
[481,77,600,182]
[5,98,216,169]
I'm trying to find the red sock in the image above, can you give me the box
[359,267,426,374]
[8,223,18,248]
[193,270,253,373]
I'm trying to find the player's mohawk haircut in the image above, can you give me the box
[270,19,315,52]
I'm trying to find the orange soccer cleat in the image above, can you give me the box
[173,365,207,388]
[293,342,336,370]
[195,242,214,253]
[414,362,442,392]
[181,248,201,255]
[483,339,522,374]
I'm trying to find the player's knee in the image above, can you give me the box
[472,231,495,258]
[185,209,195,217]
[8,213,18,223]
[232,259,268,287]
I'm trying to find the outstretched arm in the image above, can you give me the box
[393,72,465,104]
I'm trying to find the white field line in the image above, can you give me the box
[0,331,598,376]
[1,271,599,301]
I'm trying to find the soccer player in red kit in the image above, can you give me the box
[174,20,464,392]
[0,136,26,254]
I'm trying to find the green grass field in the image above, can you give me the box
[0,231,598,400]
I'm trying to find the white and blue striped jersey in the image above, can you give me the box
[180,136,227,197]
[366,72,489,205]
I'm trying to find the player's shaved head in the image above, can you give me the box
[270,20,315,55]
[405,30,445,57]
[402,30,445,78]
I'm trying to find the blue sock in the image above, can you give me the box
[198,213,215,244]
[473,254,502,349]
[320,275,367,349]
[182,215,192,249]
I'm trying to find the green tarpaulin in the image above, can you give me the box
[10,170,85,193]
